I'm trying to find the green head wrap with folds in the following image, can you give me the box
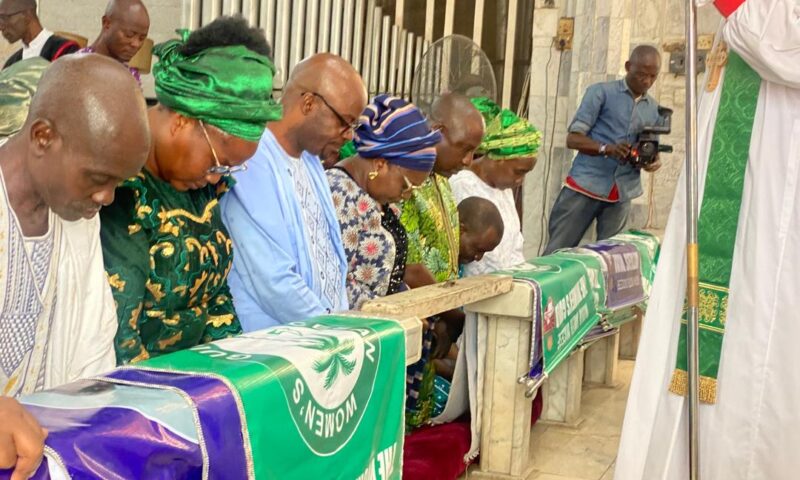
[153,30,282,142]
[470,97,542,160]
[0,57,49,138]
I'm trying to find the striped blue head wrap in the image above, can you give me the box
[354,94,442,172]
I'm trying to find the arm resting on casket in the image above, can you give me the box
[0,397,47,480]
[403,263,438,289]
[202,281,242,343]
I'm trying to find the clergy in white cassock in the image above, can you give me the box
[615,0,800,478]
[0,54,149,399]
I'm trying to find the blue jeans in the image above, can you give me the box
[543,187,631,255]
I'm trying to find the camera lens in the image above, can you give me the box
[639,142,657,156]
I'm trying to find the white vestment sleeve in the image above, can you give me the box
[723,0,800,87]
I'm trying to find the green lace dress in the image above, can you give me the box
[400,173,460,429]
[100,170,242,364]
[400,174,460,283]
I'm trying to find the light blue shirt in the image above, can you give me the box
[567,79,662,201]
[221,129,348,331]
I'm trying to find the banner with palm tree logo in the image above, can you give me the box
[9,315,407,480]
[140,314,407,479]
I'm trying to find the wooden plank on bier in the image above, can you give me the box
[361,275,513,318]
[466,280,535,318]
[340,311,424,366]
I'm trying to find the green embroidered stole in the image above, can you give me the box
[669,52,761,404]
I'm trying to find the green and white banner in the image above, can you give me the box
[497,256,601,375]
[611,230,661,295]
[141,315,407,480]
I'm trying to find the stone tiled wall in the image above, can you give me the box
[2,1,722,258]
[523,0,721,257]
[0,0,190,97]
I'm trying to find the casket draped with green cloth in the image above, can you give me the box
[494,255,602,377]
[2,315,407,480]
[558,230,660,328]
[493,230,660,379]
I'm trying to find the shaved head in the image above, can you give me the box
[625,44,661,97]
[286,53,366,108]
[279,53,367,159]
[459,196,504,237]
[95,0,150,63]
[629,45,660,64]
[431,92,483,127]
[458,196,504,265]
[429,92,485,176]
[104,0,148,18]
[20,54,150,220]
[28,54,147,155]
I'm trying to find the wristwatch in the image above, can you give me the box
[598,144,608,156]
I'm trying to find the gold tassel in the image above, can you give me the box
[668,369,718,404]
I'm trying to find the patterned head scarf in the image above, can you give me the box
[153,30,282,142]
[354,94,442,172]
[0,57,49,138]
[471,97,542,160]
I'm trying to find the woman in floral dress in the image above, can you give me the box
[327,94,441,309]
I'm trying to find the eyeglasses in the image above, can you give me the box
[199,121,248,176]
[303,91,361,134]
[401,175,423,195]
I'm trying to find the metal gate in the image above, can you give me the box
[185,0,527,108]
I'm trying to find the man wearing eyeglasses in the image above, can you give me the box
[222,53,368,331]
[0,0,80,70]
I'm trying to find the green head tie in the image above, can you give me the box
[470,96,542,160]
[153,30,283,142]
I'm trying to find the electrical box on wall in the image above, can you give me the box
[555,17,574,50]
[663,35,715,75]
[669,50,708,74]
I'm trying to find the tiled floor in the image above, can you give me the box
[524,360,635,480]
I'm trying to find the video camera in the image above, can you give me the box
[626,106,674,168]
